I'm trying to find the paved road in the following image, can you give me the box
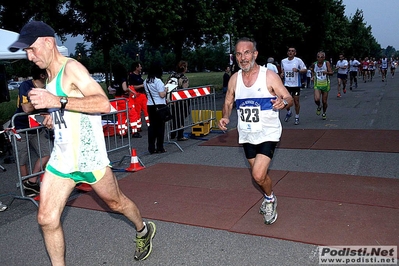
[0,71,398,265]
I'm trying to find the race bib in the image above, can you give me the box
[238,106,262,132]
[51,110,70,144]
[285,71,295,82]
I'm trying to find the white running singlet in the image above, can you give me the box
[235,66,282,144]
[281,57,307,87]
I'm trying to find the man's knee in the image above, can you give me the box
[104,193,129,213]
[252,172,266,184]
[38,208,61,229]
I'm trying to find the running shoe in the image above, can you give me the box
[0,201,7,212]
[316,107,321,116]
[284,112,292,122]
[355,82,358,88]
[294,117,299,125]
[259,197,278,225]
[134,221,156,261]
[337,93,341,98]
[322,113,327,120]
[349,86,352,90]
[23,181,40,194]
[343,88,346,94]
[24,190,38,198]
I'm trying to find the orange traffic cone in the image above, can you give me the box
[125,149,145,172]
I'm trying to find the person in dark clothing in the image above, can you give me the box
[129,62,149,133]
[169,61,190,141]
[144,65,168,153]
[13,64,50,197]
[110,62,141,137]
[222,66,231,93]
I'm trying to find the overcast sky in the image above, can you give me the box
[58,1,399,54]
[57,35,86,55]
[343,0,399,49]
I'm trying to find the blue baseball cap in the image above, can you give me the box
[8,21,55,52]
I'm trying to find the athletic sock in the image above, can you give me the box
[264,192,275,203]
[136,222,148,238]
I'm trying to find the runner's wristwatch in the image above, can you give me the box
[282,99,288,107]
[60,97,68,115]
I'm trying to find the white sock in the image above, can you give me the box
[264,192,275,203]
[136,222,148,238]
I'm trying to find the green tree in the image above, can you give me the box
[346,9,380,59]
[0,0,389,78]
[230,0,307,63]
[137,0,233,65]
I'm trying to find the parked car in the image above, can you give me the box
[8,81,22,90]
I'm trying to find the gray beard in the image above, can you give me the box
[240,59,255,72]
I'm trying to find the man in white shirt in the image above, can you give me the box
[266,57,278,74]
[335,53,348,97]
[280,47,307,125]
[349,56,360,90]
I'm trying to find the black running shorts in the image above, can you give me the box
[243,141,278,160]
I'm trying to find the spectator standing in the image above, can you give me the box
[169,60,190,141]
[109,62,140,137]
[222,66,231,93]
[144,65,168,154]
[12,64,50,197]
[129,62,149,134]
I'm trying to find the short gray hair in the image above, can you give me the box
[267,57,274,63]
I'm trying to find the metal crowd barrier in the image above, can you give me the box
[9,112,53,207]
[7,98,132,207]
[166,85,217,151]
[102,98,138,169]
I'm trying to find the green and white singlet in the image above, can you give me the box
[313,61,331,92]
[45,60,110,176]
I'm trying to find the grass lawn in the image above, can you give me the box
[0,72,224,125]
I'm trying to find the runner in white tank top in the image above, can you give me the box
[218,37,293,225]
[9,20,156,264]
[280,47,307,125]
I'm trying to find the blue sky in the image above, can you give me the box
[343,0,399,48]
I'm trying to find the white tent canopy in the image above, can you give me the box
[0,29,69,60]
